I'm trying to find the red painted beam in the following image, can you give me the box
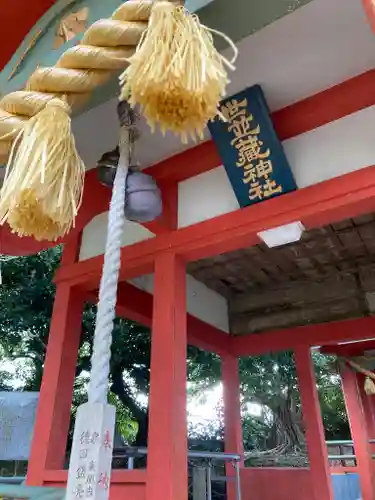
[187,315,231,355]
[0,226,55,256]
[86,280,231,355]
[85,283,153,327]
[320,339,375,357]
[55,164,375,290]
[231,317,375,357]
[146,141,221,184]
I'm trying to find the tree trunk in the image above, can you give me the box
[111,368,149,445]
[265,395,306,452]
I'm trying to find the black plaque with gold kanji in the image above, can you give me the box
[208,85,297,207]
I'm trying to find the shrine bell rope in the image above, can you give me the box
[0,0,237,242]
[87,102,132,406]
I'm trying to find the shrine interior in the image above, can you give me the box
[189,213,375,335]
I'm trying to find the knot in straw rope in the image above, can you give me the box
[0,0,160,163]
[46,97,72,114]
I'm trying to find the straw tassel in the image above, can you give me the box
[120,0,238,142]
[0,1,150,242]
[0,0,238,241]
[343,358,375,396]
[0,98,84,241]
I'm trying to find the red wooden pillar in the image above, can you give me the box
[341,365,375,500]
[222,354,244,500]
[27,234,84,485]
[146,252,188,500]
[294,346,334,500]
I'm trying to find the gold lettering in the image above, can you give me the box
[220,98,248,122]
[249,182,263,201]
[243,164,257,184]
[221,96,282,200]
[263,179,283,197]
[255,159,273,178]
[229,116,258,143]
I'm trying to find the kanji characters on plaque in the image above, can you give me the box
[220,98,283,202]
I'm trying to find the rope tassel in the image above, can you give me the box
[120,0,238,142]
[0,99,85,241]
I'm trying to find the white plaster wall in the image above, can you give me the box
[130,274,230,333]
[79,211,155,261]
[178,166,240,228]
[283,104,375,188]
[177,105,375,228]
[225,0,375,111]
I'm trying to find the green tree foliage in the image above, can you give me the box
[0,247,349,455]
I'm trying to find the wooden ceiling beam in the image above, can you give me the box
[229,273,360,316]
[230,297,365,336]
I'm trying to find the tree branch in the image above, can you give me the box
[111,369,146,423]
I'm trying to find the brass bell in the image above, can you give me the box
[96,148,162,223]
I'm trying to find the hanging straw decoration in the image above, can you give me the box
[120,0,238,142]
[343,357,375,396]
[0,0,150,241]
[0,98,84,241]
[0,0,238,240]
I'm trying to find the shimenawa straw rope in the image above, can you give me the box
[0,0,237,241]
